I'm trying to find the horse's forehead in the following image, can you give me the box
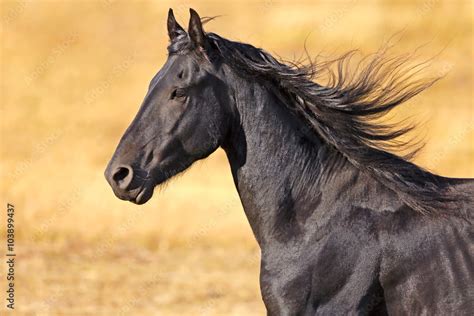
[148,56,182,91]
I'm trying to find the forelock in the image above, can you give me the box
[167,34,193,55]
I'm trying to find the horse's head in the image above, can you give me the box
[105,9,231,204]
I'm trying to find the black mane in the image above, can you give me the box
[170,31,469,217]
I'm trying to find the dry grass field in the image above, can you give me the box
[0,0,472,315]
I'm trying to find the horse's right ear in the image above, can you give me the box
[167,8,185,41]
[188,8,206,48]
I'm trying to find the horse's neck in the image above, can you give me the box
[222,78,364,246]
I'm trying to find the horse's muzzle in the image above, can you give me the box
[104,164,154,204]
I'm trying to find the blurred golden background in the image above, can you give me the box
[0,0,472,315]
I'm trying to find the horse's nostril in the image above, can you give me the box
[111,165,133,189]
[113,167,129,182]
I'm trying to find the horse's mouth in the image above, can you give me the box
[130,184,154,205]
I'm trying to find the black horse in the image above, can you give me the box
[105,9,473,315]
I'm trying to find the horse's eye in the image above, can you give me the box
[170,88,186,101]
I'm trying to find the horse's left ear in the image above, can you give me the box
[188,8,206,47]
[167,8,185,41]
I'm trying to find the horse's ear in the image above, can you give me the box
[167,8,185,41]
[188,8,206,47]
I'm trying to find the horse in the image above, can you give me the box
[105,8,473,315]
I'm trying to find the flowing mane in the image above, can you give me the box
[169,31,469,217]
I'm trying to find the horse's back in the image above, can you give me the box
[379,195,474,315]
